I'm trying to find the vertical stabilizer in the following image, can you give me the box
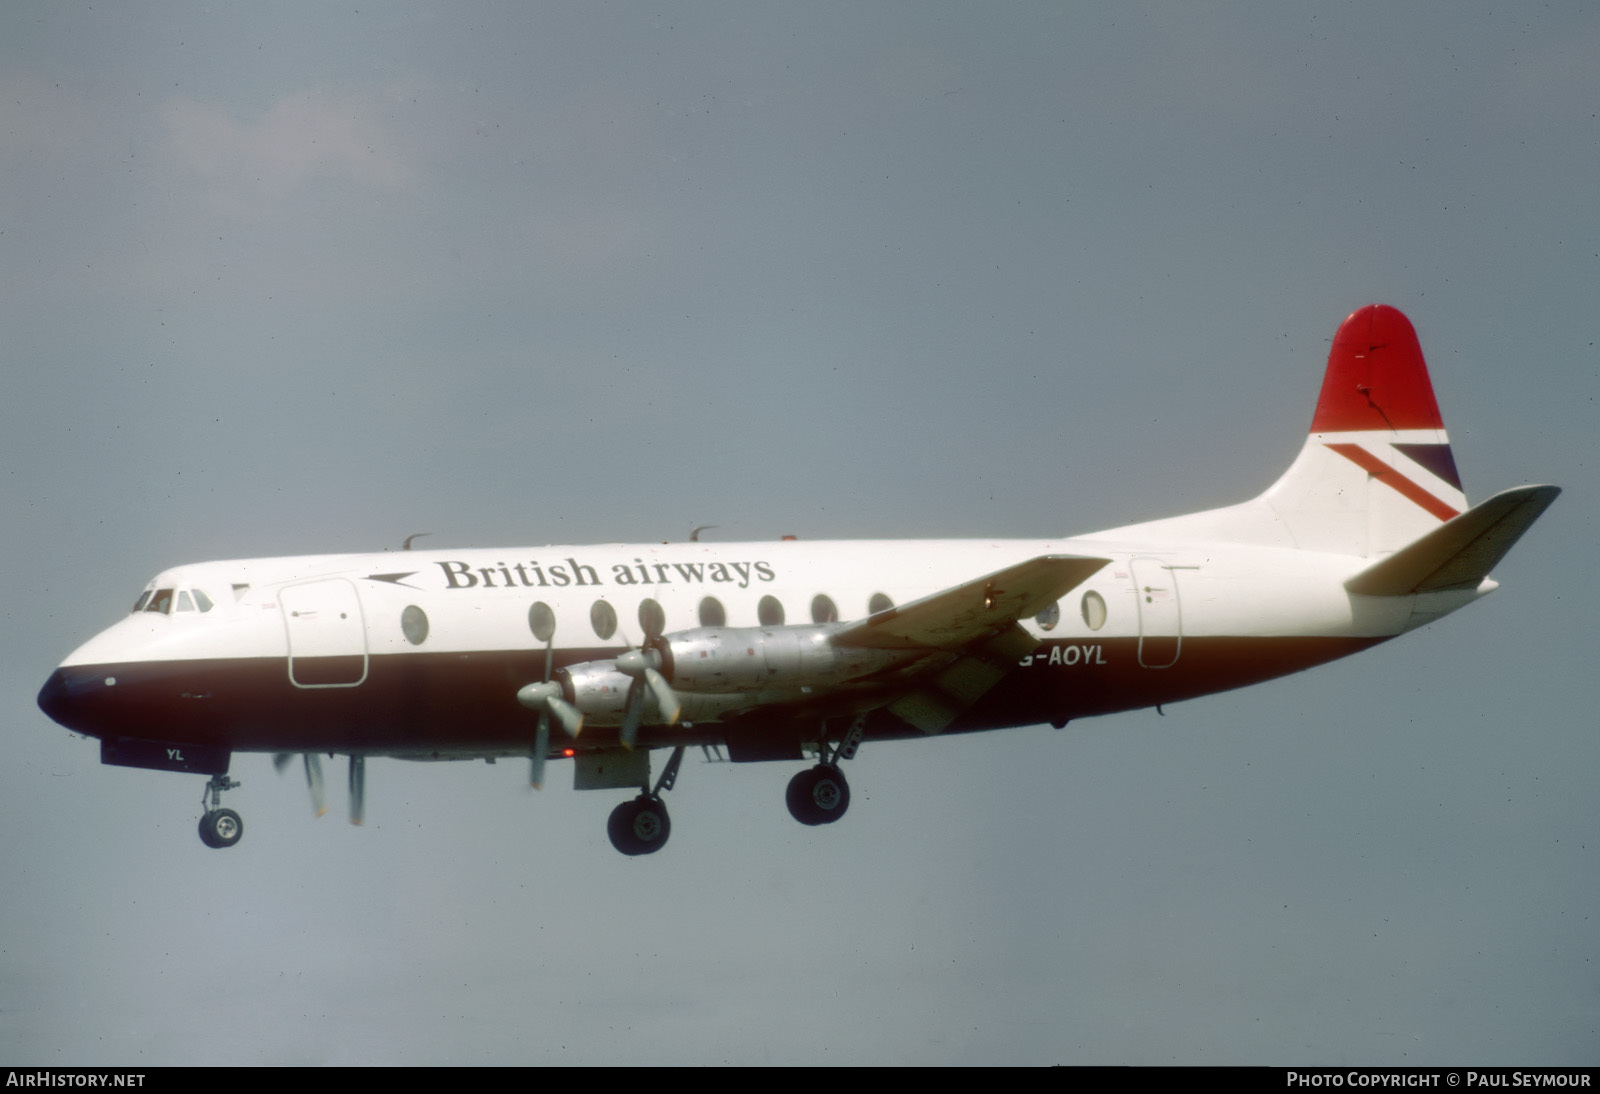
[1260,305,1467,557]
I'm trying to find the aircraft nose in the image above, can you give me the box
[37,668,78,729]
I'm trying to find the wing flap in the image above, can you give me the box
[834,554,1110,651]
[887,625,1039,734]
[1345,484,1560,596]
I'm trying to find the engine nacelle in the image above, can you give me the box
[556,625,921,727]
[652,625,912,693]
[558,658,752,726]
[560,661,633,723]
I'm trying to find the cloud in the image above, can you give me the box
[163,91,408,206]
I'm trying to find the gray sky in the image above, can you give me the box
[3,1,1595,1066]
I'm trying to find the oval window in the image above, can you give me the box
[811,594,838,624]
[1081,590,1107,631]
[638,598,666,638]
[528,601,556,643]
[590,599,617,640]
[868,592,894,615]
[401,605,430,645]
[1036,602,1060,632]
[698,596,726,628]
[758,595,785,627]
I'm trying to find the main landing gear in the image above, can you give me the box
[785,714,864,827]
[606,745,685,856]
[198,774,243,849]
[786,764,850,826]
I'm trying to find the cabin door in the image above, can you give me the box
[281,578,369,687]
[1129,558,1183,669]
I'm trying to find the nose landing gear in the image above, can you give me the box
[198,774,243,849]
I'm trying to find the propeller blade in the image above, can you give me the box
[548,695,583,737]
[620,677,645,749]
[305,753,327,817]
[274,752,328,817]
[348,755,365,826]
[530,711,550,789]
[645,665,681,725]
[529,628,556,788]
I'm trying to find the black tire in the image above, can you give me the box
[199,808,243,849]
[607,794,670,856]
[786,764,850,826]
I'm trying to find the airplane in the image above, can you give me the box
[36,304,1560,856]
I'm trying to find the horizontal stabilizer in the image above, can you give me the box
[834,554,1109,650]
[1344,485,1560,596]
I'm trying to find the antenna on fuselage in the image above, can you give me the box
[402,533,431,551]
[690,524,717,542]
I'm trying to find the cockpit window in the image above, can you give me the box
[132,590,153,613]
[176,591,195,612]
[192,589,214,613]
[145,589,175,614]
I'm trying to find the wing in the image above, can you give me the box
[834,554,1111,734]
[833,554,1110,650]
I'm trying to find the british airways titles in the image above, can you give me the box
[433,557,778,592]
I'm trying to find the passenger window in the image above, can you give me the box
[1081,590,1107,631]
[402,605,430,645]
[638,598,666,638]
[698,596,726,628]
[1036,602,1060,632]
[758,595,785,627]
[591,600,617,640]
[528,601,556,643]
[868,592,894,615]
[811,594,838,624]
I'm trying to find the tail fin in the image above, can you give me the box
[1259,304,1468,557]
[1097,304,1555,564]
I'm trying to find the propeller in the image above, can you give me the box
[273,752,328,817]
[518,602,581,788]
[616,601,681,749]
[616,646,681,748]
[348,755,365,825]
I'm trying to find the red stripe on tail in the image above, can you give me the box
[1326,443,1462,522]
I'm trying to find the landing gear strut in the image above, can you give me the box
[786,715,863,827]
[198,774,243,849]
[605,746,684,856]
